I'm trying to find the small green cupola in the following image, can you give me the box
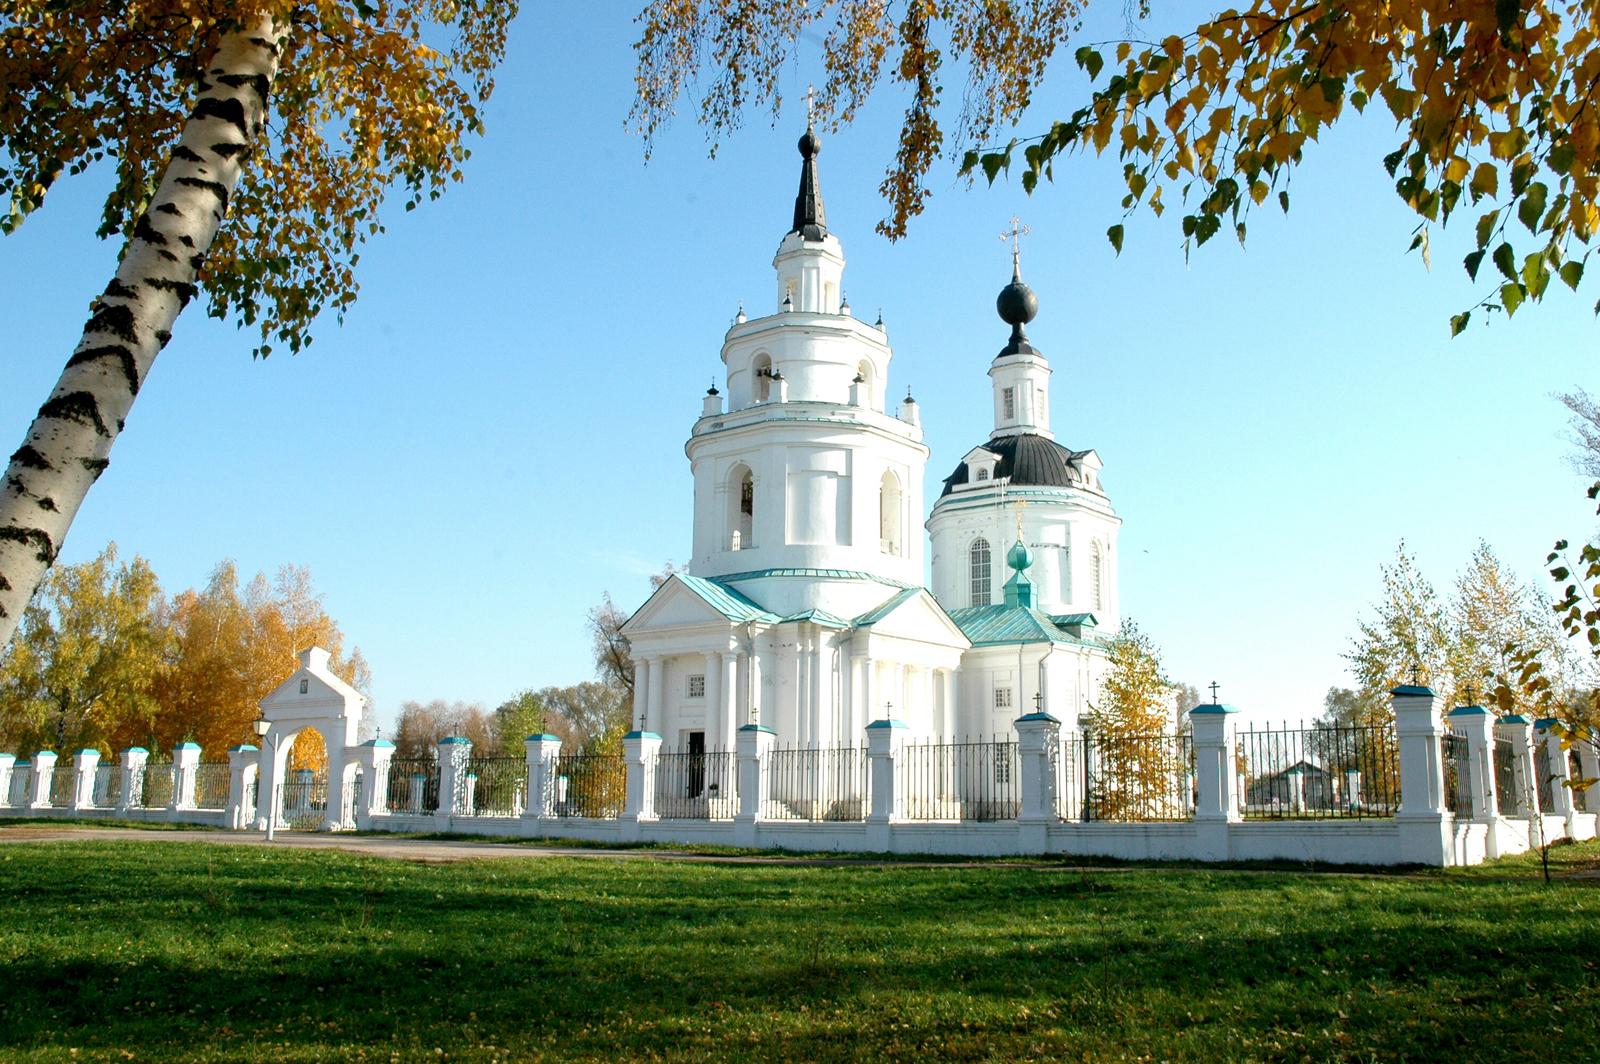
[1003,537,1035,609]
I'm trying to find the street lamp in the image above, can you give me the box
[253,715,278,843]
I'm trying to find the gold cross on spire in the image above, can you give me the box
[804,84,816,127]
[1000,216,1031,268]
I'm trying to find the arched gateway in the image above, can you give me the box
[254,647,365,832]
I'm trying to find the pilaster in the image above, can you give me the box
[171,742,202,811]
[1014,712,1061,853]
[523,734,563,822]
[118,748,148,812]
[225,745,260,829]
[29,751,57,810]
[865,718,907,851]
[1392,685,1452,866]
[435,737,473,825]
[71,749,101,812]
[1190,703,1241,861]
[621,731,662,839]
[734,724,775,847]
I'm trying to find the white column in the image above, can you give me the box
[631,657,650,731]
[721,652,738,752]
[809,633,824,748]
[0,754,14,807]
[171,743,201,811]
[523,734,562,820]
[436,737,473,820]
[1448,706,1499,820]
[621,731,661,830]
[1536,719,1576,819]
[225,745,259,828]
[749,646,765,728]
[705,651,723,750]
[850,655,867,738]
[1393,684,1451,866]
[120,748,149,813]
[29,751,57,809]
[647,657,665,735]
[865,718,906,850]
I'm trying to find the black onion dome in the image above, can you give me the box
[996,264,1039,356]
[940,433,1091,497]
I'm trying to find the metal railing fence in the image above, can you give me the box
[1494,738,1521,817]
[1444,733,1472,816]
[900,739,1019,821]
[657,750,735,819]
[1082,732,1193,821]
[1054,737,1081,820]
[6,763,29,806]
[1236,723,1398,819]
[280,769,328,830]
[553,754,625,819]
[461,757,526,816]
[1533,739,1556,813]
[194,763,231,810]
[139,758,174,809]
[762,746,868,821]
[93,764,121,808]
[48,766,75,808]
[385,758,440,814]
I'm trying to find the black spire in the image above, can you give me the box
[791,123,828,241]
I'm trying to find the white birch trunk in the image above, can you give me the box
[0,21,285,647]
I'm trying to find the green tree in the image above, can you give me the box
[0,544,169,754]
[1087,619,1184,819]
[1344,542,1460,712]
[634,0,1600,332]
[0,0,517,651]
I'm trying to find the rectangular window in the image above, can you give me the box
[1002,387,1015,419]
[994,687,1012,709]
[687,675,706,698]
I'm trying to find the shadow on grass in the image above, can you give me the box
[0,840,1596,1061]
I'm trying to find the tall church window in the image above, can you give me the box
[1091,541,1103,611]
[752,355,772,402]
[731,467,754,550]
[879,472,902,555]
[1003,387,1015,419]
[969,538,992,607]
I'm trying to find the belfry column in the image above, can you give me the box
[705,652,722,751]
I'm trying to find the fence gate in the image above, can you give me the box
[279,768,329,831]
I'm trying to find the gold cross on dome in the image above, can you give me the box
[804,84,816,126]
[1000,216,1031,265]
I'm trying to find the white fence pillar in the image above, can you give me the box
[523,734,562,822]
[347,740,394,827]
[734,724,775,847]
[1014,712,1060,852]
[171,742,201,811]
[1535,719,1576,833]
[1448,706,1499,819]
[1494,715,1537,821]
[71,750,101,812]
[865,718,906,851]
[1393,685,1451,866]
[29,751,58,809]
[435,737,473,823]
[118,748,148,812]
[1190,702,1240,861]
[621,731,661,837]
[225,745,259,829]
[0,754,14,807]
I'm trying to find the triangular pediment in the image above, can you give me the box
[622,573,778,635]
[854,587,971,648]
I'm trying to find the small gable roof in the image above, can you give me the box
[623,573,781,633]
[949,605,1102,647]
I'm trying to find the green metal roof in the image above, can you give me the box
[948,605,1099,647]
[780,607,851,628]
[852,586,924,627]
[672,574,781,623]
[715,568,917,589]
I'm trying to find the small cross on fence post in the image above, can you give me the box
[1208,681,1221,704]
[1034,691,1044,712]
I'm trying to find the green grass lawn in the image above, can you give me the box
[0,837,1597,1063]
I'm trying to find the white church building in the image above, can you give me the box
[621,123,1123,755]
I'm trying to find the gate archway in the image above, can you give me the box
[255,647,364,832]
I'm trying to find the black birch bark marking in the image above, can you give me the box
[0,22,284,646]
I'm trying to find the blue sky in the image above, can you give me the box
[1,2,1596,730]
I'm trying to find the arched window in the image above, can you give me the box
[730,466,754,550]
[969,538,992,607]
[879,471,902,555]
[857,360,875,409]
[975,468,989,481]
[752,354,772,402]
[1091,541,1103,611]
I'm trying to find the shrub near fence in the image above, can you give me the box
[554,754,624,819]
[657,750,734,819]
[900,740,1019,822]
[762,746,867,821]
[462,757,525,816]
[1237,724,1399,820]
[1083,732,1193,822]
[386,758,439,814]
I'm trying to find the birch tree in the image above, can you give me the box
[0,1,517,651]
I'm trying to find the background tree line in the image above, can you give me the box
[0,544,370,758]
